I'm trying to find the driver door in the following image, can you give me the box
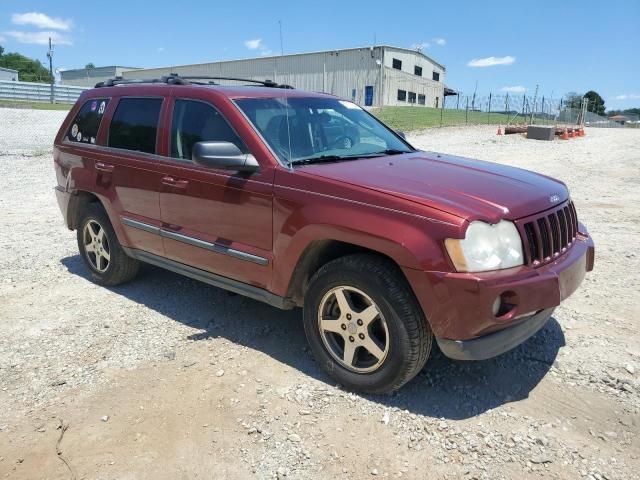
[158,97,274,288]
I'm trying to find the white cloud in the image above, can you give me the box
[467,55,516,67]
[3,30,73,46]
[244,38,263,50]
[12,12,72,31]
[433,37,446,46]
[0,35,5,42]
[501,85,526,93]
[157,47,165,53]
[614,94,640,100]
[411,42,430,50]
[245,38,272,56]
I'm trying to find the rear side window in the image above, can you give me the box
[170,99,246,161]
[108,98,163,154]
[66,98,109,144]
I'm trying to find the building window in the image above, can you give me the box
[397,89,407,101]
[418,94,426,105]
[432,71,440,82]
[414,66,422,76]
[435,97,440,108]
[392,58,402,70]
[408,92,417,104]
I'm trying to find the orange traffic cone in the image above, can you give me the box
[561,129,569,140]
[579,128,585,137]
[568,129,575,138]
[497,125,503,136]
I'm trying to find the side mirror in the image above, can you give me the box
[396,130,406,139]
[192,141,259,173]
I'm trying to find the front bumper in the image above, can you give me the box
[404,225,594,360]
[436,307,555,360]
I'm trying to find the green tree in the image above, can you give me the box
[584,90,605,116]
[0,46,52,82]
[85,62,95,69]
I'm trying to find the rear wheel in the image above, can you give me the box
[303,254,432,394]
[77,203,139,286]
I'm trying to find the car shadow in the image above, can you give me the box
[61,255,565,420]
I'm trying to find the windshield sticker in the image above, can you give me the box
[70,124,79,139]
[339,100,362,110]
[98,101,106,115]
[76,131,83,142]
[90,100,97,111]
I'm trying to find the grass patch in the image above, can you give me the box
[0,99,72,111]
[372,106,531,131]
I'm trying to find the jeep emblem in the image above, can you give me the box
[549,194,561,203]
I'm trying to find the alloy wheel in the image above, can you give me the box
[317,286,389,373]
[83,219,110,272]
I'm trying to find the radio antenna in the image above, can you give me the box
[279,20,293,169]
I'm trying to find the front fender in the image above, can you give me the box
[270,191,460,297]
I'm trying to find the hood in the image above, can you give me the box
[300,151,568,221]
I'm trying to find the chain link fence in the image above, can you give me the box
[373,93,623,132]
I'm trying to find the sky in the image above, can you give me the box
[0,0,638,109]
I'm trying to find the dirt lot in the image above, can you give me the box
[0,108,639,480]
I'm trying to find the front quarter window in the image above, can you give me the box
[235,96,412,165]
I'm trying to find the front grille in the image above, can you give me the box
[518,201,579,266]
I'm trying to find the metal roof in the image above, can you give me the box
[101,45,445,74]
[0,66,19,74]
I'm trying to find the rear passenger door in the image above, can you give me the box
[157,98,273,288]
[99,97,166,256]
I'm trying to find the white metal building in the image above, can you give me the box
[0,67,19,81]
[60,66,142,88]
[60,46,447,108]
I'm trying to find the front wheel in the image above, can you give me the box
[303,254,432,394]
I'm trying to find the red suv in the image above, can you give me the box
[54,76,595,393]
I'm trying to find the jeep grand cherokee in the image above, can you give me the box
[53,76,595,393]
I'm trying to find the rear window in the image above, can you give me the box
[66,98,109,144]
[108,97,163,154]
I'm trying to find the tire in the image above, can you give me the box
[76,203,139,286]
[303,254,432,394]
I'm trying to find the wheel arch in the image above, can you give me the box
[285,239,416,307]
[67,190,103,230]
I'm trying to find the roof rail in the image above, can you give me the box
[178,76,294,89]
[94,73,293,89]
[94,74,188,88]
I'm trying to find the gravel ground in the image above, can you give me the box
[0,108,639,479]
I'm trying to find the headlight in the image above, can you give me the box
[445,220,524,272]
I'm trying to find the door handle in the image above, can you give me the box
[95,162,114,173]
[161,176,189,190]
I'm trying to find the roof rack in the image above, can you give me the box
[94,73,293,89]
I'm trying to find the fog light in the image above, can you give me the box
[493,291,518,318]
[491,296,501,316]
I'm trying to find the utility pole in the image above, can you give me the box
[46,37,54,104]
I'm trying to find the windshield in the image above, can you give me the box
[234,96,413,165]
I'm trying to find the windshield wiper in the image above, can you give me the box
[291,154,367,166]
[367,149,410,156]
[291,149,411,166]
